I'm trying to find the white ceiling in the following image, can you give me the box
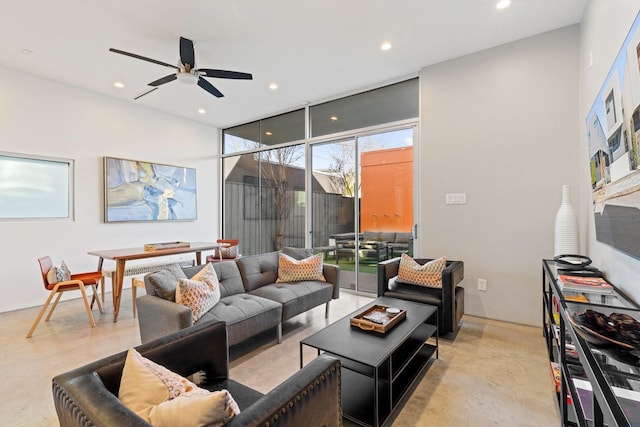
[0,0,587,129]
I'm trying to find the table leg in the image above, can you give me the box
[113,259,126,322]
[195,251,202,265]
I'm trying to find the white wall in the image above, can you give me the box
[580,1,640,302]
[0,66,220,313]
[419,26,580,326]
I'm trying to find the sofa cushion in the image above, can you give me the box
[378,231,396,243]
[363,230,380,241]
[184,261,245,297]
[276,253,325,283]
[197,294,282,346]
[250,281,334,321]
[397,254,446,288]
[395,232,412,243]
[236,252,279,292]
[384,277,443,306]
[145,265,187,301]
[282,247,314,260]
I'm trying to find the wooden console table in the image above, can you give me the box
[88,241,219,322]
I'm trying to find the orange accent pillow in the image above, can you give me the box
[276,253,325,283]
[397,254,446,288]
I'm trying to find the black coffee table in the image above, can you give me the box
[300,296,438,427]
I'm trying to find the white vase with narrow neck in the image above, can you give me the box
[554,184,579,256]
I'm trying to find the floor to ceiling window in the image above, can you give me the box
[310,127,414,292]
[222,78,418,293]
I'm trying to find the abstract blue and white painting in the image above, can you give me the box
[104,157,197,222]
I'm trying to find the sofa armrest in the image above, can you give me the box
[322,263,340,299]
[377,257,401,296]
[227,354,342,427]
[136,295,193,344]
[53,321,230,427]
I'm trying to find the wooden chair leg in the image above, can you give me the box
[91,285,104,314]
[45,292,64,322]
[78,285,96,328]
[26,285,60,338]
[100,276,105,303]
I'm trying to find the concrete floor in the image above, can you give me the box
[1,289,559,426]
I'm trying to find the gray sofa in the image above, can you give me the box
[137,248,340,345]
[334,230,413,263]
[52,320,342,427]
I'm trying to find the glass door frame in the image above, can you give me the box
[306,119,419,292]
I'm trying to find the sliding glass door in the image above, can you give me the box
[311,127,415,293]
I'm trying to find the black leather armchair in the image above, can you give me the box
[52,320,342,427]
[378,257,464,337]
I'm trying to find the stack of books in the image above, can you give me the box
[558,274,613,295]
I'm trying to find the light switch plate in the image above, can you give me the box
[446,193,467,205]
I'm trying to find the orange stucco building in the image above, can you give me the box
[360,146,413,233]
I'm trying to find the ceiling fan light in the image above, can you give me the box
[177,72,198,85]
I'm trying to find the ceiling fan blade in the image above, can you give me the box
[179,37,195,70]
[134,87,159,100]
[148,74,177,87]
[109,48,179,70]
[197,69,253,80]
[197,77,224,98]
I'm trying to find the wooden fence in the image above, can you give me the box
[224,182,355,255]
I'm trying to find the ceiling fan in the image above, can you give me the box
[109,36,253,99]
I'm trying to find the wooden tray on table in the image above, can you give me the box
[350,304,406,334]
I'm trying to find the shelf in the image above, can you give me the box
[341,368,388,426]
[543,259,640,427]
[391,323,437,379]
[392,344,435,407]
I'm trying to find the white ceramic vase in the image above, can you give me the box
[554,184,579,256]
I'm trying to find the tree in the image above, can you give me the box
[256,146,304,250]
[325,139,383,197]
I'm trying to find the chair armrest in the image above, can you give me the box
[322,264,340,299]
[227,354,342,427]
[53,372,149,427]
[136,295,193,344]
[377,257,401,296]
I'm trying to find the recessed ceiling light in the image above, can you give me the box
[113,81,124,89]
[330,116,339,122]
[21,49,34,56]
[496,0,511,9]
[380,42,392,51]
[197,108,206,114]
[265,131,273,136]
[269,83,278,90]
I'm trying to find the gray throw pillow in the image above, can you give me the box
[145,264,187,301]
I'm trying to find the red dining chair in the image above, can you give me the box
[206,239,240,262]
[26,256,104,338]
